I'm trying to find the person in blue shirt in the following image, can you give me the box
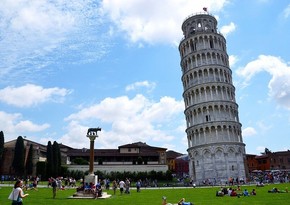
[243,189,249,196]
[178,198,193,205]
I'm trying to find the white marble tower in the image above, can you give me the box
[179,12,246,184]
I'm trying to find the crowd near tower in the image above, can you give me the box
[179,11,246,183]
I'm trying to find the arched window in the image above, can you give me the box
[210,38,214,49]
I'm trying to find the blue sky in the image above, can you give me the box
[0,0,290,155]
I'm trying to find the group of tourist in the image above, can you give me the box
[7,177,66,204]
[250,170,289,184]
[23,176,39,191]
[76,179,103,198]
[111,178,144,195]
[6,175,289,205]
[48,177,77,189]
[74,177,144,198]
[118,178,131,194]
[216,186,256,197]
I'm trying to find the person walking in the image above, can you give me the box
[125,178,130,194]
[51,178,58,199]
[10,179,29,205]
[119,180,125,195]
[136,179,141,192]
[112,180,118,195]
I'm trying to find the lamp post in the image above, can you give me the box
[86,127,101,175]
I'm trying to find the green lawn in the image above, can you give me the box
[1,183,289,205]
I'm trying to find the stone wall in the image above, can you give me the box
[67,164,168,173]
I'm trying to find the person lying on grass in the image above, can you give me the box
[162,196,193,205]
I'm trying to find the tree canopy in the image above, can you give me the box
[0,131,4,173]
[26,144,34,175]
[12,136,25,176]
[46,141,53,178]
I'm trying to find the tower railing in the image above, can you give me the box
[182,11,213,23]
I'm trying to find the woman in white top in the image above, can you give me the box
[11,180,29,205]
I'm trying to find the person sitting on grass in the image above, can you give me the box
[216,187,226,197]
[230,189,237,197]
[216,190,224,197]
[95,183,102,198]
[251,189,256,195]
[243,189,249,196]
[228,187,233,196]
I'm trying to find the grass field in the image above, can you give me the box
[1,183,289,205]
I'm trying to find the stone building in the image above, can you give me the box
[66,142,168,173]
[1,139,72,176]
[178,12,246,183]
[1,139,47,176]
[175,154,189,178]
[268,150,290,170]
[166,150,184,173]
[246,150,290,172]
[1,139,173,177]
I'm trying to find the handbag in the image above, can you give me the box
[8,189,14,200]
[8,188,21,204]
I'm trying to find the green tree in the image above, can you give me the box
[137,156,143,165]
[12,136,25,176]
[98,158,103,165]
[52,141,61,176]
[46,141,53,178]
[36,161,46,178]
[26,144,34,175]
[73,157,88,165]
[0,131,4,172]
[165,170,173,180]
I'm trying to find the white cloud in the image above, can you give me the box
[62,94,184,149]
[220,22,236,38]
[0,0,229,81]
[0,111,50,141]
[14,120,50,132]
[229,55,238,68]
[283,4,290,19]
[100,0,229,44]
[125,81,156,92]
[237,55,290,110]
[0,84,71,107]
[242,127,257,137]
[0,0,109,82]
[256,146,266,154]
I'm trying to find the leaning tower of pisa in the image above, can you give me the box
[179,12,246,184]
